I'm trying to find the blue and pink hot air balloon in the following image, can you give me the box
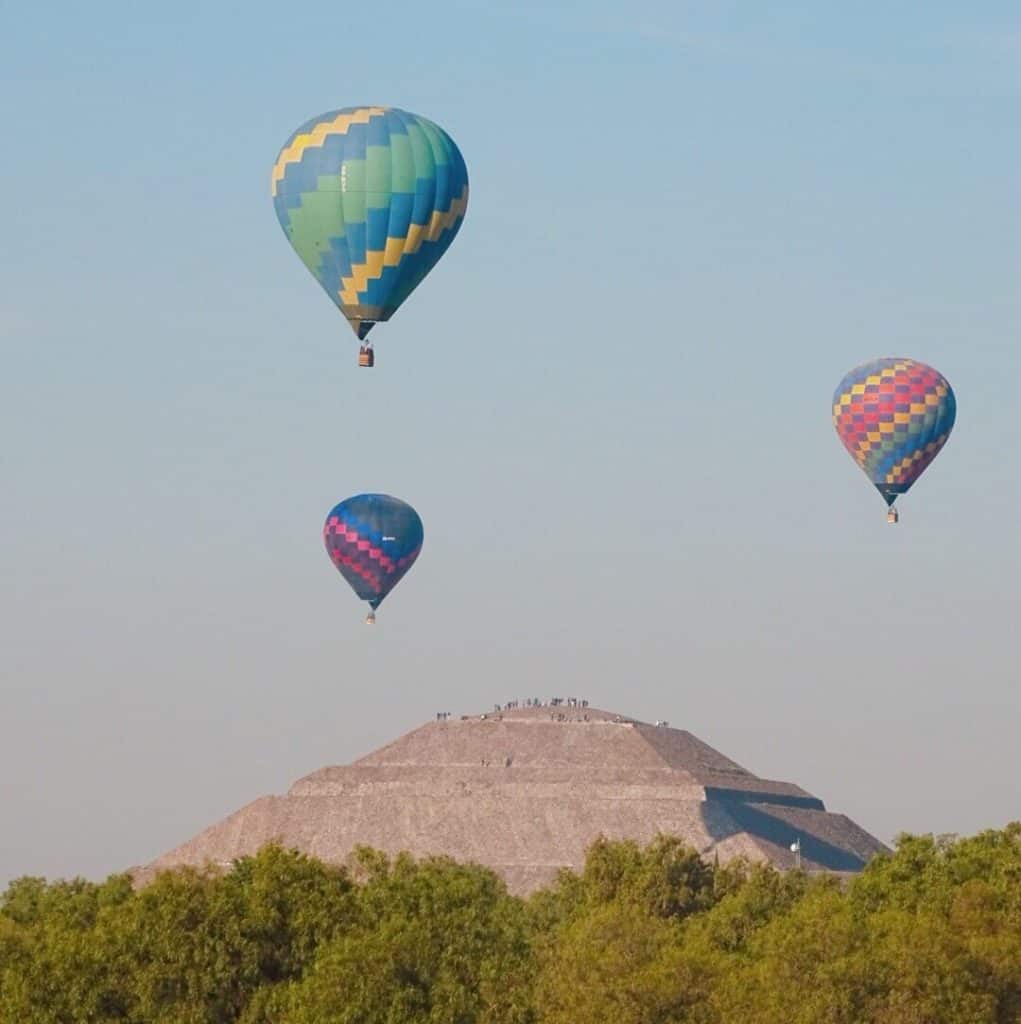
[323,494,423,622]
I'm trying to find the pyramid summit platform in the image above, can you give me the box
[139,703,887,892]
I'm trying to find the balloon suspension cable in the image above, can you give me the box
[365,609,376,625]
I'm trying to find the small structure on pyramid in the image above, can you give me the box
[139,703,886,893]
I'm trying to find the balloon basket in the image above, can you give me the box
[887,508,899,525]
[365,611,376,625]
[358,346,375,368]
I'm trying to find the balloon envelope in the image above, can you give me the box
[272,107,468,341]
[323,494,424,611]
[832,357,956,506]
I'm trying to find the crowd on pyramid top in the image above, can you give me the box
[434,697,593,721]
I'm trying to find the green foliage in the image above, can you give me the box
[683,861,812,956]
[279,853,534,1024]
[0,845,354,1023]
[535,902,690,1024]
[853,823,1021,917]
[530,834,719,931]
[0,826,1017,1023]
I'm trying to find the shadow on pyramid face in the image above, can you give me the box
[700,797,869,872]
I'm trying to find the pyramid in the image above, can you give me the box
[138,705,887,893]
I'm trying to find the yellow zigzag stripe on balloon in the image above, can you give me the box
[861,362,917,391]
[846,361,918,399]
[338,185,470,305]
[834,373,948,424]
[270,107,389,196]
[855,425,935,463]
[885,434,949,483]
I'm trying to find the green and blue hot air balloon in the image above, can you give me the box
[272,107,468,365]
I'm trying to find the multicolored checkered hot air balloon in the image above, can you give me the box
[324,494,424,623]
[272,107,468,366]
[832,357,956,522]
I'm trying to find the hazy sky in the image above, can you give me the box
[2,1,1019,886]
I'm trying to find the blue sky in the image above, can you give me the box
[2,1,1019,883]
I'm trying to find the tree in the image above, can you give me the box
[535,901,692,1024]
[531,835,719,930]
[279,853,535,1024]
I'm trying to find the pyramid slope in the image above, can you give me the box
[138,706,887,892]
[348,706,750,775]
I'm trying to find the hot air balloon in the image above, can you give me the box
[271,107,469,367]
[323,494,424,622]
[832,357,956,523]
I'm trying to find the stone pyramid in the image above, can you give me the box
[139,704,886,893]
